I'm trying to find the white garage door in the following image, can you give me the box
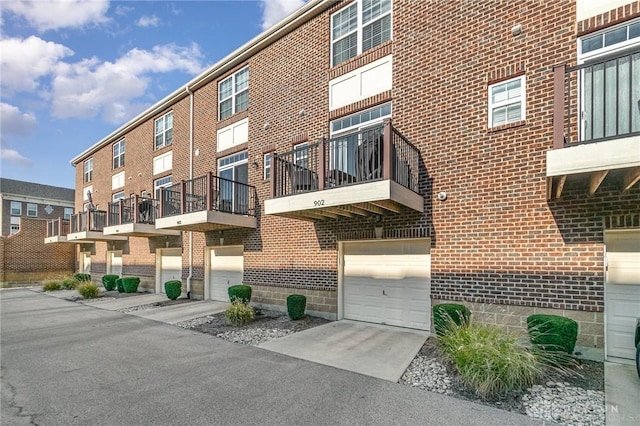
[107,251,122,277]
[342,239,431,330]
[208,246,244,302]
[157,249,182,294]
[79,252,91,275]
[605,230,640,360]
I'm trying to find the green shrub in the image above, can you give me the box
[437,320,545,399]
[43,281,62,291]
[116,278,124,293]
[527,314,579,355]
[225,299,255,326]
[77,283,99,299]
[432,303,471,336]
[61,277,79,290]
[73,273,91,282]
[121,277,140,293]
[164,280,182,300]
[228,285,252,304]
[287,294,307,320]
[102,274,119,291]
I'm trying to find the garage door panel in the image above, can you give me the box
[209,246,243,302]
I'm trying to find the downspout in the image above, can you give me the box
[185,85,194,298]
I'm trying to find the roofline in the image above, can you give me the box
[70,0,331,166]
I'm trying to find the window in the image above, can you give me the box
[263,153,272,180]
[112,191,125,201]
[218,67,249,120]
[293,142,309,168]
[218,151,248,213]
[10,201,21,215]
[10,217,19,235]
[488,76,525,128]
[331,0,392,66]
[113,139,125,169]
[84,159,93,183]
[581,20,640,56]
[154,175,173,198]
[155,111,173,149]
[27,203,37,217]
[64,207,74,220]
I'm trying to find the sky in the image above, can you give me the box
[0,0,306,189]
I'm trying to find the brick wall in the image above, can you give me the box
[1,199,72,237]
[0,218,75,287]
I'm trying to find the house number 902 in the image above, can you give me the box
[313,200,325,206]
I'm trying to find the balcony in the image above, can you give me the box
[264,119,423,221]
[103,196,179,237]
[155,173,257,232]
[548,49,640,199]
[44,218,72,244]
[66,210,127,242]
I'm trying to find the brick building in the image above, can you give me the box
[54,0,640,362]
[1,178,76,286]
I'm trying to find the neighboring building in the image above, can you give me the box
[0,178,76,286]
[55,0,640,363]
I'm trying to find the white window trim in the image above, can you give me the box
[154,175,173,198]
[330,0,393,67]
[487,75,526,128]
[329,103,392,137]
[113,139,125,169]
[218,67,249,120]
[9,217,20,235]
[263,153,272,180]
[578,18,640,62]
[84,158,93,183]
[155,111,173,149]
[26,203,37,217]
[10,201,21,216]
[64,207,74,220]
[112,191,125,201]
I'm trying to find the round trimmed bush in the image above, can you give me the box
[102,274,119,291]
[228,285,251,304]
[526,314,578,355]
[122,277,140,293]
[287,294,306,320]
[116,278,124,293]
[74,273,91,282]
[433,303,471,336]
[164,280,182,300]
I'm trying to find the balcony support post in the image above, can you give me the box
[132,195,139,224]
[317,139,325,191]
[206,172,213,211]
[553,64,565,150]
[159,188,165,218]
[383,119,393,180]
[181,180,186,214]
[119,200,124,226]
[271,155,278,198]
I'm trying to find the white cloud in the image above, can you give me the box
[260,0,306,30]
[0,103,37,136]
[115,5,133,16]
[0,149,32,166]
[51,43,205,123]
[137,14,160,28]
[0,0,110,31]
[0,36,73,94]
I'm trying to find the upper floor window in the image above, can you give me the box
[263,153,272,180]
[112,191,125,201]
[10,201,21,215]
[10,217,19,235]
[219,67,249,120]
[84,158,93,183]
[64,207,74,220]
[113,140,125,169]
[154,175,173,198]
[331,0,392,66]
[581,19,640,57]
[155,111,173,149]
[27,203,37,217]
[488,76,526,128]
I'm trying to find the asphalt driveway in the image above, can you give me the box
[1,289,542,426]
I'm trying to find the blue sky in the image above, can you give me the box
[0,0,306,189]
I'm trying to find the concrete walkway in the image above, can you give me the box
[605,361,640,425]
[258,320,428,382]
[127,300,228,324]
[84,294,167,310]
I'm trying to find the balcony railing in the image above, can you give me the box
[271,119,419,198]
[70,210,107,233]
[159,173,256,218]
[46,218,69,238]
[107,196,158,226]
[554,49,640,148]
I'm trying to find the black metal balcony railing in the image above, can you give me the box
[554,49,640,148]
[271,119,419,198]
[46,218,69,238]
[107,196,158,226]
[159,173,256,218]
[70,210,107,233]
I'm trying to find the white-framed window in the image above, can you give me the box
[488,76,526,128]
[10,217,20,235]
[113,139,125,169]
[331,0,392,66]
[10,201,21,215]
[153,151,173,175]
[112,191,125,201]
[293,142,309,168]
[154,175,173,198]
[218,67,249,120]
[580,19,640,58]
[26,203,37,217]
[84,158,93,183]
[263,153,272,180]
[155,111,173,149]
[64,207,74,220]
[218,151,248,213]
[112,171,125,190]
